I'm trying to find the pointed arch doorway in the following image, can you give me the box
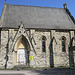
[14,35,30,65]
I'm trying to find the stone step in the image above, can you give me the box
[13,65,30,70]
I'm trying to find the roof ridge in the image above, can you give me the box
[6,3,63,9]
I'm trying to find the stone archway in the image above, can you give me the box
[14,35,30,65]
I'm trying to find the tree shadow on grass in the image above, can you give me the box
[32,68,71,75]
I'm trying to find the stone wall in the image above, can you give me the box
[0,29,18,68]
[0,29,8,68]
[52,30,70,67]
[29,29,73,67]
[0,28,75,68]
[30,29,50,67]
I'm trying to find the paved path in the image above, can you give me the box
[0,68,75,75]
[0,70,39,75]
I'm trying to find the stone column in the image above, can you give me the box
[50,30,55,67]
[7,29,15,68]
[29,29,36,67]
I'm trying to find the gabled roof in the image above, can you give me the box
[0,4,75,30]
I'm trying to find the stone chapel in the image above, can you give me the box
[0,0,75,68]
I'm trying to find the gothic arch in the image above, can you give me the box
[13,33,32,52]
[12,22,33,65]
[13,35,30,65]
[41,36,47,41]
[14,35,30,51]
[60,36,66,52]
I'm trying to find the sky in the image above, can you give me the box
[0,0,75,18]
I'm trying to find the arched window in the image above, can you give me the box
[42,36,46,52]
[62,36,66,52]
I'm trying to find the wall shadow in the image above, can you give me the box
[5,31,10,69]
[49,31,54,68]
[69,32,74,67]
[33,68,70,75]
[69,38,74,67]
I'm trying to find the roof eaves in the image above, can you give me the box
[1,26,75,31]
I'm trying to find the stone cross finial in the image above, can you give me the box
[63,3,67,9]
[5,0,6,2]
[4,0,6,4]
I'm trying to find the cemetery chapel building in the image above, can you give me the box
[0,1,75,68]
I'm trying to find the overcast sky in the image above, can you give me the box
[0,0,75,18]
